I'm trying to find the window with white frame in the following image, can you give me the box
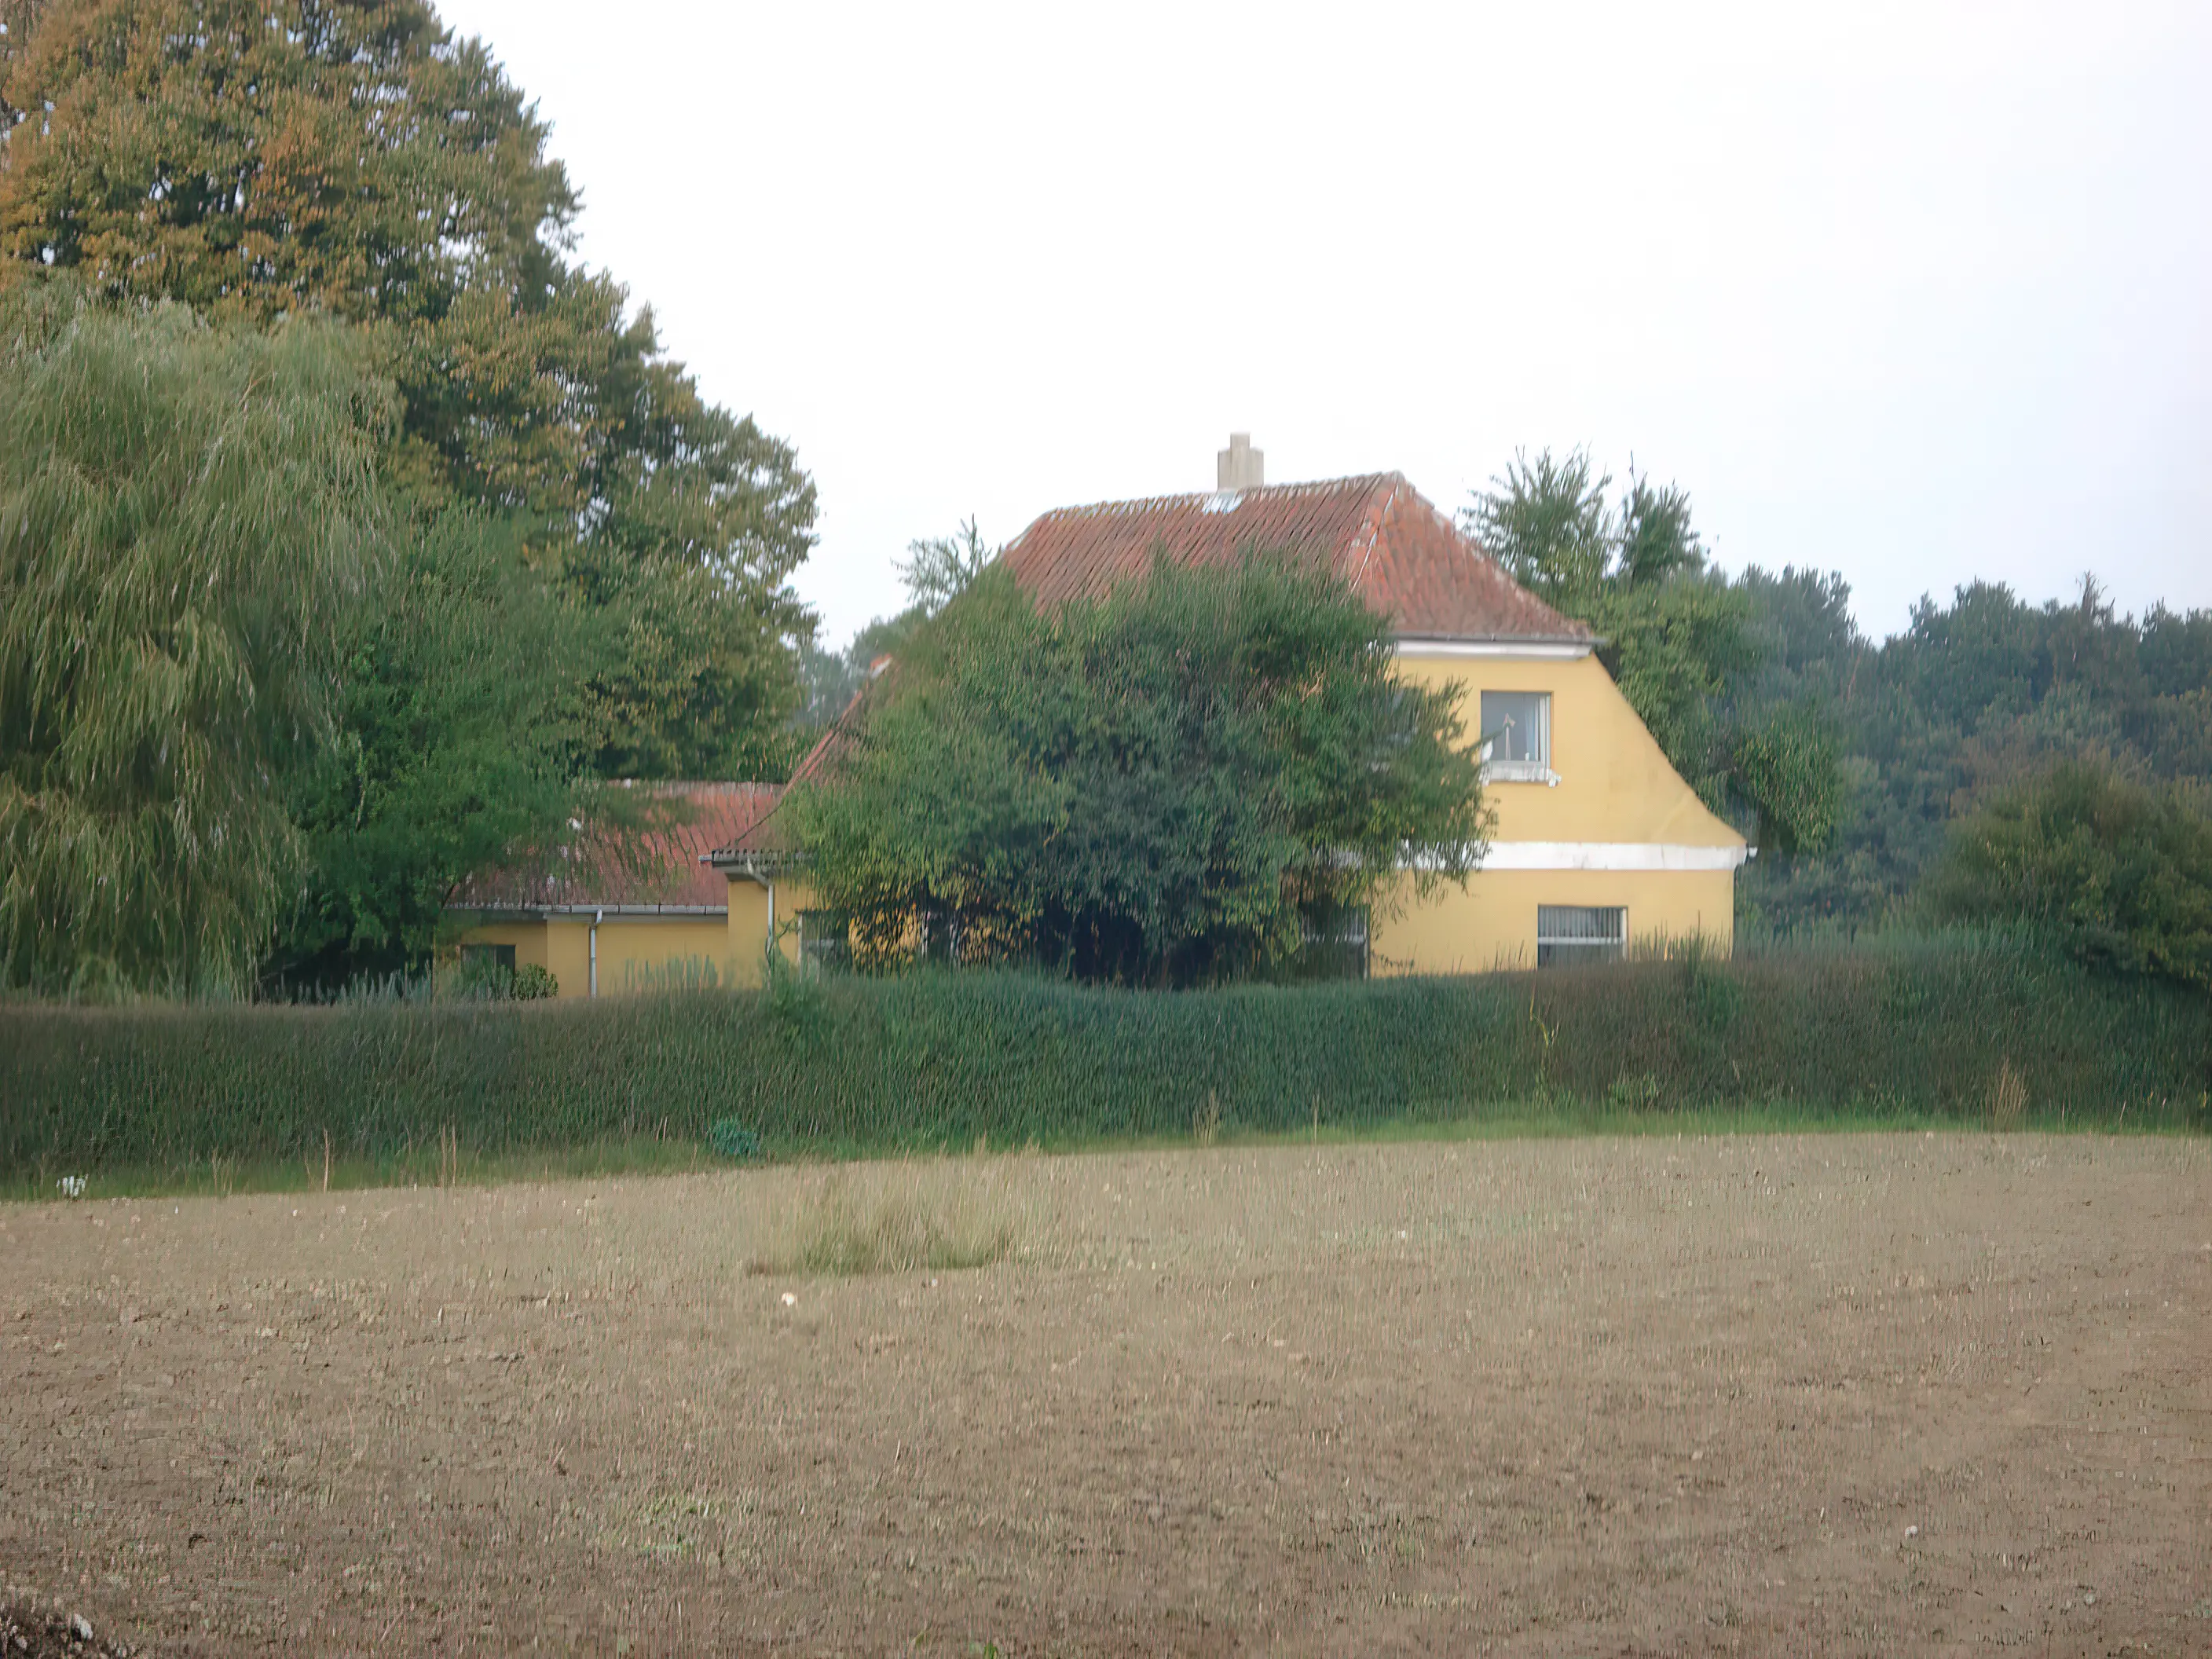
[1536,905,1625,967]
[1480,690,1552,778]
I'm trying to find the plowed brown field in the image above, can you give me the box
[3,1133,2207,1655]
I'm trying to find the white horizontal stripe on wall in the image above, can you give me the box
[1393,638,1594,660]
[1480,840,1749,872]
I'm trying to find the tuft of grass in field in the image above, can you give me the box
[1990,1057,2029,1131]
[745,1164,1022,1276]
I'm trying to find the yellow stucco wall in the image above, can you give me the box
[453,914,734,998]
[1372,867,1736,975]
[1392,649,1744,848]
[724,877,815,986]
[591,917,734,993]
[454,920,552,974]
[1370,647,1746,974]
[727,882,771,986]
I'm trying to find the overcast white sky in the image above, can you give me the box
[436,0,2210,648]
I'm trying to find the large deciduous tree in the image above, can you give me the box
[0,291,385,995]
[0,0,817,778]
[790,557,1490,987]
[268,511,607,994]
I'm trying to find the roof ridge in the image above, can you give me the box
[599,778,785,795]
[1027,471,1401,526]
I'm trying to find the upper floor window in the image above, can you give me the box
[1480,690,1551,778]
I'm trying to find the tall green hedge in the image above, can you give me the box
[2,938,2207,1179]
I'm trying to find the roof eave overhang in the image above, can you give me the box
[1392,633,1602,658]
[706,848,805,881]
[445,903,730,919]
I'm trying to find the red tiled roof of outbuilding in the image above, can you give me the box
[709,666,893,867]
[456,782,783,912]
[999,473,1592,644]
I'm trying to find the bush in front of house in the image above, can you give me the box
[2,932,2207,1182]
[512,963,558,1000]
[786,555,1489,987]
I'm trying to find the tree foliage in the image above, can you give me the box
[269,511,604,993]
[795,522,994,737]
[0,1,45,125]
[0,0,817,778]
[893,517,994,617]
[1922,760,2212,991]
[791,556,1490,987]
[0,290,384,994]
[1464,449,1843,855]
[1739,575,2212,930]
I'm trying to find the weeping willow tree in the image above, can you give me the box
[0,287,388,995]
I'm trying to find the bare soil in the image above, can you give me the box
[3,1134,2207,1656]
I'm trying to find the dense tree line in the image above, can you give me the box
[1734,570,2212,934]
[1925,760,2212,991]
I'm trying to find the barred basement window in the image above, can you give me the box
[915,906,962,966]
[1296,905,1371,981]
[461,943,516,972]
[1536,906,1625,967]
[796,910,851,973]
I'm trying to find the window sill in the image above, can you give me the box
[1483,763,1561,786]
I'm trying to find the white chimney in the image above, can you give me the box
[1216,432,1264,492]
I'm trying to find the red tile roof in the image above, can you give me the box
[705,474,1589,871]
[709,673,887,867]
[456,782,782,912]
[999,473,1592,644]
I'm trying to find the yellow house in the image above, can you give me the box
[707,442,1747,977]
[451,782,784,997]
